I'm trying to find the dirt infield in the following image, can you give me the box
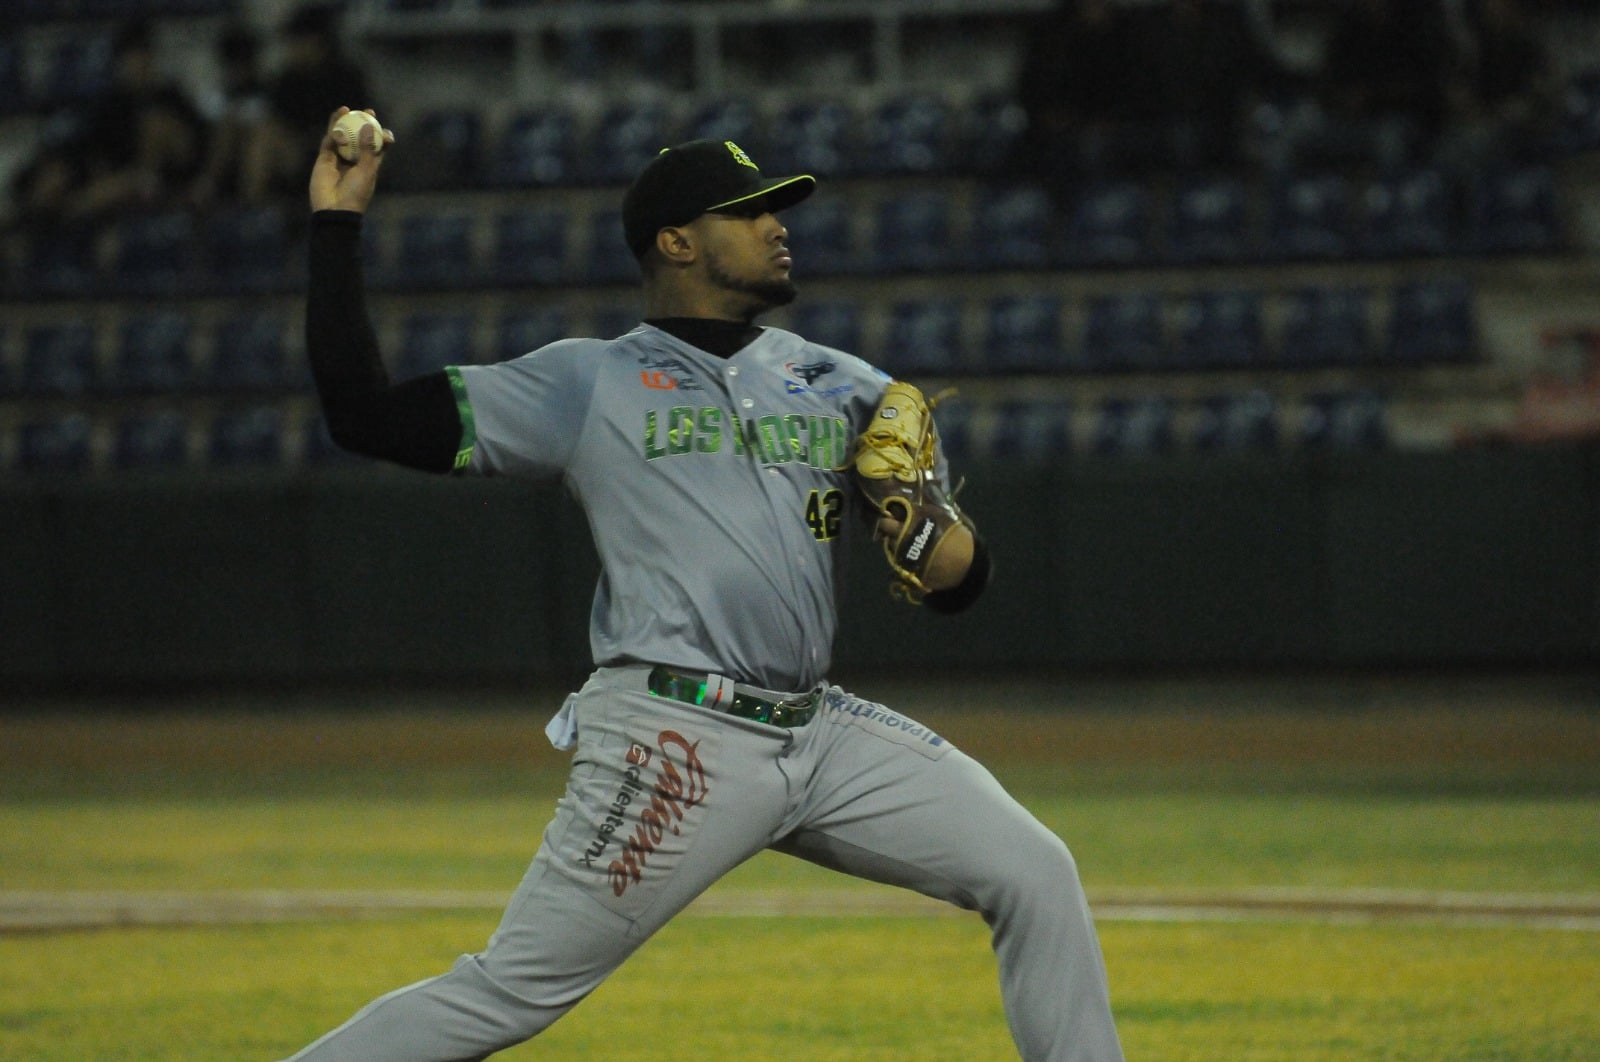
[5,886,1599,934]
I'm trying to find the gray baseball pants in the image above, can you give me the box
[284,665,1122,1061]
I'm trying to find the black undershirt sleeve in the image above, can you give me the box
[306,210,463,473]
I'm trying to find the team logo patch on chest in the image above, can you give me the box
[784,359,854,397]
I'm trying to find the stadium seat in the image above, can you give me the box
[20,223,98,297]
[930,398,975,462]
[1468,165,1561,254]
[209,312,289,394]
[971,184,1054,270]
[1554,68,1600,155]
[1062,181,1154,267]
[18,414,92,475]
[581,100,672,184]
[494,306,569,361]
[0,40,24,113]
[682,98,764,157]
[1192,390,1279,454]
[883,298,964,376]
[112,311,192,394]
[962,93,1029,176]
[592,306,642,341]
[859,93,954,176]
[388,107,482,191]
[1171,289,1264,369]
[1299,390,1388,451]
[871,190,956,273]
[396,312,477,379]
[990,400,1072,462]
[982,295,1067,373]
[114,409,189,471]
[112,211,196,295]
[1386,278,1475,363]
[783,195,857,275]
[766,100,856,179]
[1266,173,1351,260]
[493,208,570,285]
[23,321,97,396]
[208,405,285,467]
[203,205,288,294]
[787,300,863,354]
[1356,168,1453,258]
[36,35,113,105]
[490,108,577,187]
[583,208,637,284]
[1166,175,1252,264]
[1082,291,1165,371]
[1280,286,1372,367]
[393,211,476,289]
[1090,396,1175,457]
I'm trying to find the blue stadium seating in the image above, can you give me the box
[883,298,964,375]
[393,212,476,289]
[783,195,857,275]
[682,99,764,158]
[209,312,289,394]
[203,205,288,294]
[393,108,483,191]
[592,306,642,341]
[788,300,863,354]
[583,208,637,284]
[1554,67,1600,155]
[114,409,189,471]
[36,35,113,105]
[581,100,672,184]
[23,322,96,396]
[983,294,1067,373]
[1082,291,1165,371]
[112,311,192,394]
[930,398,975,461]
[396,312,477,378]
[1356,168,1454,258]
[20,223,98,297]
[208,406,284,467]
[113,211,196,295]
[1062,182,1154,267]
[871,190,956,273]
[1171,289,1264,369]
[1090,396,1175,457]
[0,40,23,114]
[1300,390,1388,451]
[18,414,92,475]
[1386,278,1475,363]
[490,109,577,187]
[496,306,570,360]
[990,400,1072,461]
[971,184,1054,270]
[493,208,570,285]
[1166,175,1252,264]
[766,100,856,179]
[1279,286,1372,367]
[1468,165,1561,253]
[1193,390,1279,454]
[963,93,1030,176]
[1266,173,1351,260]
[859,94,954,176]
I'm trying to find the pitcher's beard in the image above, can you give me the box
[707,258,798,317]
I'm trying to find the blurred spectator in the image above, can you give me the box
[248,4,374,204]
[1439,0,1562,167]
[1317,0,1457,167]
[10,20,204,227]
[1012,0,1148,190]
[188,23,270,208]
[1141,0,1282,172]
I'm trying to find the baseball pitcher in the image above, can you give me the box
[282,107,1122,1061]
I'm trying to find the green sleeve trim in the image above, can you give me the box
[444,366,477,472]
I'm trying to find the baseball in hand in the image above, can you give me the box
[331,110,384,163]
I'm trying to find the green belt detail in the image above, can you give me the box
[647,666,818,728]
[444,366,477,472]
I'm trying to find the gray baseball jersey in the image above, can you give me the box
[286,322,1122,1061]
[454,321,932,691]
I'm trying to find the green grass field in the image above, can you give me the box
[2,673,1598,1060]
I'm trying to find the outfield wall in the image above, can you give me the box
[3,445,1596,690]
